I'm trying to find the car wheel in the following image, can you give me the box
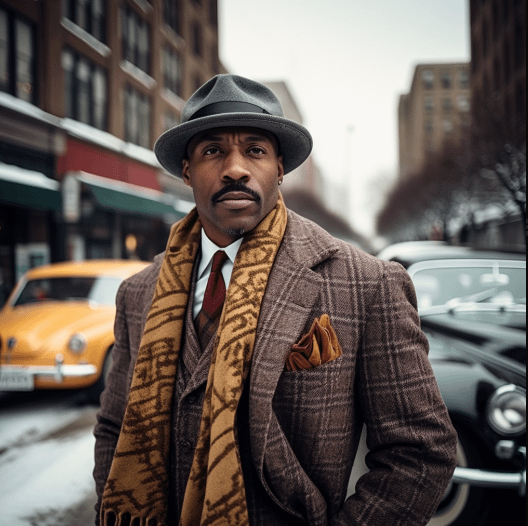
[85,346,113,404]
[428,426,491,526]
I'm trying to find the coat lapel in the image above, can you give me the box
[248,211,340,520]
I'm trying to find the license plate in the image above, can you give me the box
[0,370,35,391]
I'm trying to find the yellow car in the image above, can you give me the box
[0,260,149,401]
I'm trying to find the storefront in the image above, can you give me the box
[61,171,188,263]
[0,162,61,305]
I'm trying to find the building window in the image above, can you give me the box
[192,22,202,57]
[422,70,434,89]
[424,97,434,113]
[162,45,182,97]
[121,5,150,73]
[424,120,433,134]
[63,0,106,42]
[0,8,36,104]
[442,97,453,113]
[440,71,452,89]
[443,119,454,134]
[163,0,179,35]
[124,85,150,148]
[456,94,471,112]
[62,48,107,130]
[458,69,469,89]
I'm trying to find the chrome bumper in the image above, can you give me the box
[452,444,526,497]
[1,354,97,383]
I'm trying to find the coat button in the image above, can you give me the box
[180,440,193,452]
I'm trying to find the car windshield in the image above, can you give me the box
[409,261,526,310]
[11,276,123,307]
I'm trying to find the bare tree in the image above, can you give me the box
[471,97,527,236]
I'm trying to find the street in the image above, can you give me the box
[0,390,524,526]
[0,391,98,526]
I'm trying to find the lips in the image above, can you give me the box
[216,191,256,203]
[216,191,257,210]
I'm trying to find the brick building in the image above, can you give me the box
[398,62,471,179]
[469,0,526,146]
[0,0,221,302]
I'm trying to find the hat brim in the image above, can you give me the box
[154,113,313,178]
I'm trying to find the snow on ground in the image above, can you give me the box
[0,409,97,526]
[0,401,85,451]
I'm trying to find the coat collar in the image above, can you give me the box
[281,209,341,270]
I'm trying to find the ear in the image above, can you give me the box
[182,159,192,187]
[277,155,284,184]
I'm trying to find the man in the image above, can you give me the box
[94,74,457,526]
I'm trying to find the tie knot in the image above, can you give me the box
[211,250,228,273]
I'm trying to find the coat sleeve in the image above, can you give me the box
[92,278,133,525]
[332,261,458,526]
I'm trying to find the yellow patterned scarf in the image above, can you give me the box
[101,195,288,526]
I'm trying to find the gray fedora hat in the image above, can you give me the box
[154,74,313,178]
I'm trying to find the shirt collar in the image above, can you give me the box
[197,230,243,280]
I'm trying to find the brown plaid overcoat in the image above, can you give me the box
[94,209,457,525]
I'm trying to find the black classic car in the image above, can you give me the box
[378,242,526,526]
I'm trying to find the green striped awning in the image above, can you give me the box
[77,172,186,221]
[0,163,61,211]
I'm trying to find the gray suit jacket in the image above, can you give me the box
[94,209,457,525]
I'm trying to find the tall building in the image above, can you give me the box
[398,62,471,179]
[0,0,220,302]
[469,0,526,146]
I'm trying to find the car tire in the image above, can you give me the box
[85,346,113,404]
[428,426,491,526]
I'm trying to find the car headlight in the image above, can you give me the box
[487,384,526,436]
[68,333,87,354]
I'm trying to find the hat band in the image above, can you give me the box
[188,101,271,121]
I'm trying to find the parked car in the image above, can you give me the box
[379,242,526,526]
[0,260,149,402]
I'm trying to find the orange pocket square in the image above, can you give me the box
[285,314,343,372]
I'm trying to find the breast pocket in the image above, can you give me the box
[273,356,354,477]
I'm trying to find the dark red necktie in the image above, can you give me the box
[195,250,228,350]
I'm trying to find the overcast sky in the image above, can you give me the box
[218,0,471,235]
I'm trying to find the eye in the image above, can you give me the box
[203,146,222,155]
[248,146,266,155]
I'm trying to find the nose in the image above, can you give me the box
[220,149,251,182]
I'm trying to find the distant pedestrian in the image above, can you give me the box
[94,74,457,526]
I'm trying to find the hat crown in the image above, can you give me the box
[182,74,284,123]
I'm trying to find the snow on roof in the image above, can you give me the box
[0,92,162,170]
[0,162,60,191]
[0,91,61,128]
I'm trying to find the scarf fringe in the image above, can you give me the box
[103,510,166,526]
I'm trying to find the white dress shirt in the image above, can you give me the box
[193,230,243,319]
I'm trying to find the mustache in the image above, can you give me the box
[212,182,261,203]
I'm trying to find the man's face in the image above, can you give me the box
[182,127,284,247]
